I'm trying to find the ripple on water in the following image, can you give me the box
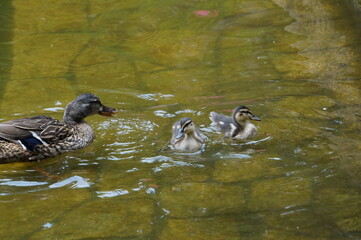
[49,176,92,189]
[102,118,159,134]
[0,180,48,187]
[105,143,140,160]
[215,153,252,159]
[140,155,173,163]
[0,175,92,196]
[98,118,159,161]
[97,189,130,198]
[175,109,203,115]
[154,110,176,118]
[43,107,64,112]
[137,93,174,101]
[141,155,204,174]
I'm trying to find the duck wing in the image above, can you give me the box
[0,116,50,140]
[194,127,206,143]
[209,112,242,138]
[39,120,72,143]
[209,112,235,130]
[0,116,70,151]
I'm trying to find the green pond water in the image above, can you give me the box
[0,0,361,239]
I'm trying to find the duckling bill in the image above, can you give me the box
[171,117,205,152]
[210,106,260,140]
[0,93,117,163]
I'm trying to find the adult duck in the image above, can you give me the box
[0,93,117,163]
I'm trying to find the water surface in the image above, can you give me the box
[0,0,361,239]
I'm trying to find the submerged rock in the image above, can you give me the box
[314,187,361,233]
[249,177,312,211]
[160,216,240,240]
[0,188,90,239]
[336,216,361,233]
[257,229,327,240]
[31,198,155,239]
[261,208,335,238]
[155,163,210,184]
[276,95,336,119]
[160,182,246,217]
[212,157,281,182]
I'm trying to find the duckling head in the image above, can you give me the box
[175,117,196,139]
[233,106,261,125]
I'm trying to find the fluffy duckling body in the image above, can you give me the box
[171,117,205,152]
[210,106,260,140]
[0,93,117,163]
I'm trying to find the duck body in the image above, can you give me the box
[171,117,205,152]
[0,93,117,163]
[210,106,260,140]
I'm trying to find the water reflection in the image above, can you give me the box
[48,176,92,189]
[97,188,130,198]
[0,180,47,187]
[0,0,361,239]
[0,1,13,99]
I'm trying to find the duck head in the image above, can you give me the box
[233,106,261,125]
[63,93,117,124]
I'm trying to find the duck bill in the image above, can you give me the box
[99,105,118,117]
[175,129,185,139]
[251,115,261,121]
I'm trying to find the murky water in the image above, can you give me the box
[0,0,361,239]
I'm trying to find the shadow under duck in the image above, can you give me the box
[171,117,205,152]
[0,93,117,163]
[210,106,260,140]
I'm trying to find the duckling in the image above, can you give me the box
[210,106,260,140]
[0,93,117,163]
[171,117,205,152]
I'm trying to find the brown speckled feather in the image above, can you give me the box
[0,116,60,142]
[0,116,77,162]
[0,140,33,163]
[0,116,73,144]
[0,93,117,163]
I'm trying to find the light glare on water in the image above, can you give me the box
[0,0,361,239]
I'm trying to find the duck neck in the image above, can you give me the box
[233,119,247,132]
[186,131,203,143]
[63,115,84,125]
[237,121,257,139]
[63,107,86,124]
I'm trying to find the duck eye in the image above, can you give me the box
[89,99,101,104]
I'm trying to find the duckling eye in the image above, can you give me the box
[239,110,251,115]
